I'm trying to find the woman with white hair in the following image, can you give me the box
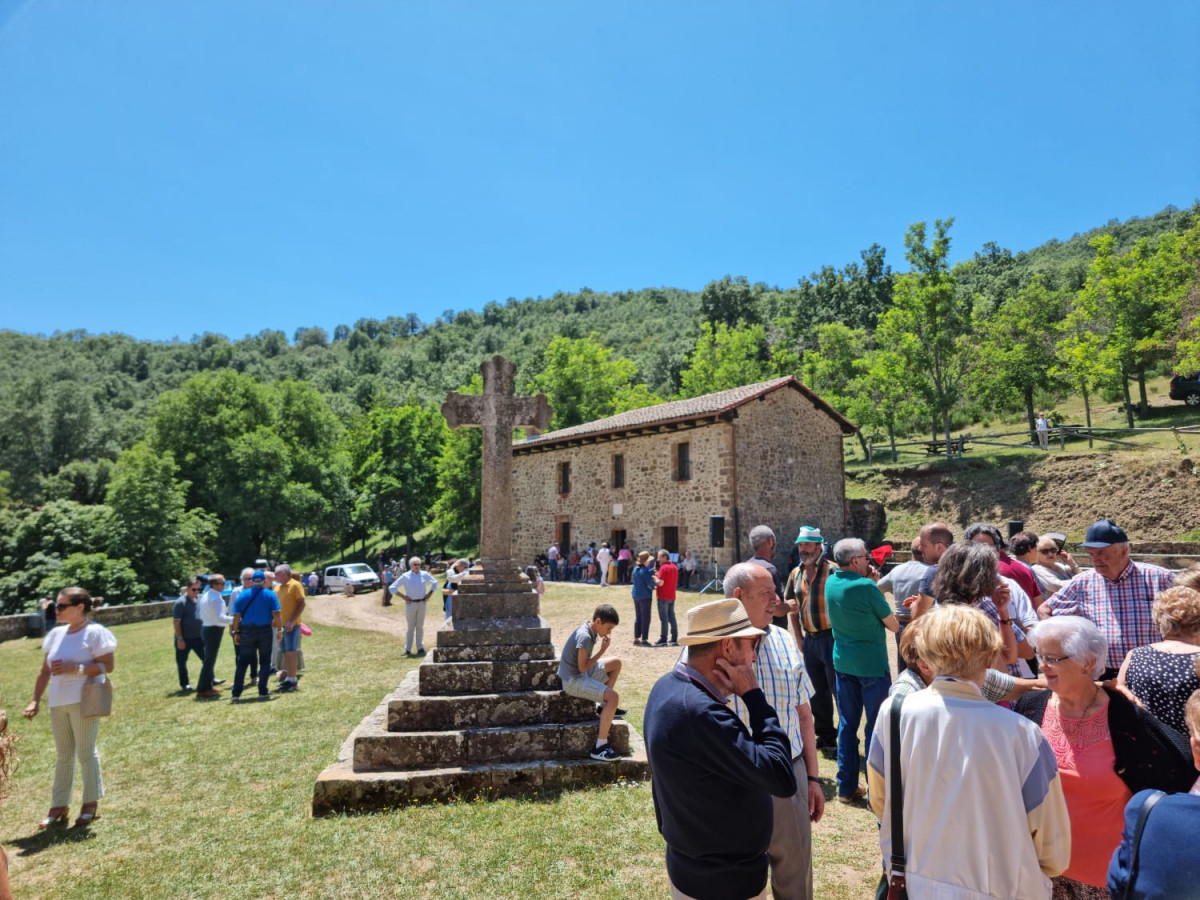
[1015,616,1197,899]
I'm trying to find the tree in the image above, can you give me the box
[39,552,146,606]
[877,219,971,455]
[529,335,641,429]
[430,376,483,547]
[106,442,217,596]
[677,323,773,398]
[699,276,761,329]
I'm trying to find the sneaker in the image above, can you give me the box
[589,743,620,762]
[653,639,668,646]
[668,641,679,647]
[277,681,298,693]
[596,703,628,717]
[213,679,226,686]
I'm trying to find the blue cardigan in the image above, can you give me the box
[644,667,796,900]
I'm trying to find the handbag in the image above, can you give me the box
[80,663,113,718]
[875,693,909,900]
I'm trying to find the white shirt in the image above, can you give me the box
[390,568,438,600]
[196,587,233,627]
[42,622,118,707]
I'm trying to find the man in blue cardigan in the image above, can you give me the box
[643,598,798,900]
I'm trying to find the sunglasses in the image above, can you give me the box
[54,602,76,610]
[1038,548,1058,555]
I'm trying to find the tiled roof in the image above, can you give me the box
[514,375,856,450]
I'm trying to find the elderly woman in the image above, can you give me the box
[929,541,1023,668]
[22,587,118,828]
[1117,586,1200,735]
[869,605,1070,897]
[1015,616,1197,899]
[630,551,655,646]
[1029,535,1082,596]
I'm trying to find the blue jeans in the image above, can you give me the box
[802,633,838,746]
[633,597,652,641]
[834,670,891,798]
[549,559,559,581]
[657,600,677,643]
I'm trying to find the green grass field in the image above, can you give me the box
[0,586,884,899]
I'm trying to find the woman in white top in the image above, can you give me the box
[22,587,118,829]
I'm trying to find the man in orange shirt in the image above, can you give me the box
[273,564,306,693]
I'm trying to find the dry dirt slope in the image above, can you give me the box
[854,449,1200,542]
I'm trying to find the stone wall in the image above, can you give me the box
[0,600,174,645]
[511,384,850,574]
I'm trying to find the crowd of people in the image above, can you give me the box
[626,518,1200,900]
[544,541,700,589]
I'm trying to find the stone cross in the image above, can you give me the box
[442,355,552,561]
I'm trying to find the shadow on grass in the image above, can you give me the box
[10,822,98,856]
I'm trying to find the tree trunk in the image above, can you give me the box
[888,423,897,463]
[1122,376,1135,429]
[1024,386,1037,446]
[856,430,871,462]
[1082,380,1094,449]
[1136,368,1149,416]
[943,411,953,459]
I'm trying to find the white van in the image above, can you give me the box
[323,563,380,594]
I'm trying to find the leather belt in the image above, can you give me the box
[805,628,833,639]
[405,597,428,603]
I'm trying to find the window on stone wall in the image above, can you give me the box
[559,521,572,551]
[558,461,571,494]
[612,453,625,489]
[674,442,691,481]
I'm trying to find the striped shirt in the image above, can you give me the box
[1043,560,1175,669]
[786,559,837,634]
[731,624,815,759]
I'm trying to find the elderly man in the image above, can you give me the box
[273,564,306,693]
[1039,519,1175,679]
[391,556,439,657]
[644,597,796,900]
[746,525,788,629]
[725,563,824,900]
[824,537,899,804]
[875,538,930,674]
[782,526,839,756]
[230,570,282,701]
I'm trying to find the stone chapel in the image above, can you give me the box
[510,376,856,575]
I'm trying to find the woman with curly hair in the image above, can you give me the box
[1117,586,1200,734]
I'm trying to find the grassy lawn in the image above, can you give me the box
[0,582,883,899]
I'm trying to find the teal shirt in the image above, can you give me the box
[824,569,893,677]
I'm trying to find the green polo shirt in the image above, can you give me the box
[824,569,893,678]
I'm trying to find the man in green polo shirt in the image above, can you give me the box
[824,537,898,805]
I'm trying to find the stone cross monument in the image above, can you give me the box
[442,355,552,561]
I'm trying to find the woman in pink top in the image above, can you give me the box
[1016,616,1197,899]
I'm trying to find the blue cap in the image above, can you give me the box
[251,570,266,582]
[1080,519,1128,548]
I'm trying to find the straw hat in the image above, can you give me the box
[679,598,766,646]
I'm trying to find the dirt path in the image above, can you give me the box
[305,589,410,637]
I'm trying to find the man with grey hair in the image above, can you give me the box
[746,524,788,629]
[825,537,898,804]
[724,562,824,899]
[390,556,439,657]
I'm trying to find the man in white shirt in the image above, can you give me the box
[390,556,439,656]
[195,574,233,699]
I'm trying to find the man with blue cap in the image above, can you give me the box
[1039,519,1175,681]
[230,570,282,701]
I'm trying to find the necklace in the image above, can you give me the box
[1056,685,1102,720]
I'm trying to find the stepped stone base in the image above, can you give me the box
[311,558,650,815]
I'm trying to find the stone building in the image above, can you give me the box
[511,376,856,576]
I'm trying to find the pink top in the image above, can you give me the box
[1043,700,1132,888]
[618,548,632,561]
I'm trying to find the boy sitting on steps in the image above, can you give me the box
[559,604,625,761]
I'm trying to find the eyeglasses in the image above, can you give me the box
[54,602,76,610]
[1035,653,1070,666]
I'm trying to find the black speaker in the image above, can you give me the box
[709,515,725,548]
[1007,520,1024,539]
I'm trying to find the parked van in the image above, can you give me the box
[323,563,380,594]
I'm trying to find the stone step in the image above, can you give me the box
[436,621,550,643]
[418,658,560,695]
[389,686,597,731]
[353,720,636,770]
[431,643,556,663]
[451,594,539,618]
[313,750,648,814]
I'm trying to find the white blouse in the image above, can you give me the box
[42,623,118,707]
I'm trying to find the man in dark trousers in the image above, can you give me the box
[644,597,797,900]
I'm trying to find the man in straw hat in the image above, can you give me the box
[643,597,798,900]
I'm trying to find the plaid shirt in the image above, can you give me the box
[1044,560,1175,668]
[786,559,837,634]
[731,624,815,760]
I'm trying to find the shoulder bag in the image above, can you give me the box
[875,692,908,900]
[81,662,113,718]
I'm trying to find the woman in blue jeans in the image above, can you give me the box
[630,551,655,645]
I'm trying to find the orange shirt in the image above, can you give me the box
[275,579,306,625]
[1043,701,1132,888]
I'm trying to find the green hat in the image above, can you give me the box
[794,526,823,544]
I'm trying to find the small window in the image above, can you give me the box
[613,454,625,489]
[558,461,571,494]
[559,521,572,551]
[674,442,691,481]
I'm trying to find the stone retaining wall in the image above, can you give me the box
[0,599,175,644]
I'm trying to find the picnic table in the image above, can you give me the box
[925,437,969,455]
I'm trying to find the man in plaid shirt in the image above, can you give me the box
[1038,519,1175,678]
[727,562,824,900]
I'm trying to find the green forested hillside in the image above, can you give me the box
[1,204,1196,611]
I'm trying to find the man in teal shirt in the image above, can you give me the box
[824,537,898,804]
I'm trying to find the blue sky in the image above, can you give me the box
[2,1,1197,343]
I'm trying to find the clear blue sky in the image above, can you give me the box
[2,1,1197,342]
